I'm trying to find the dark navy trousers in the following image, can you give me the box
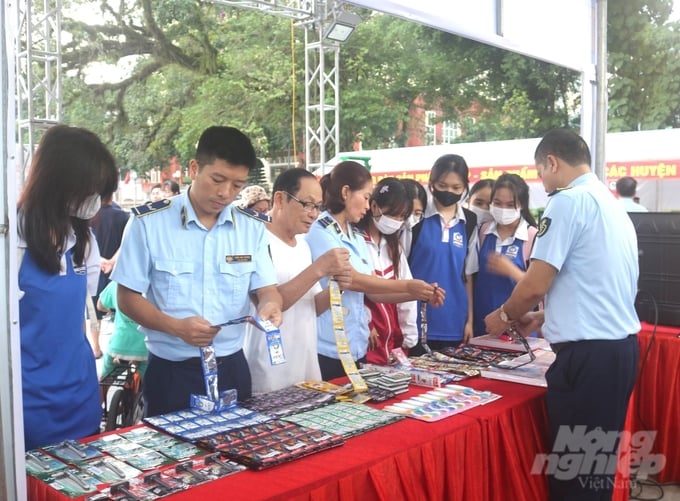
[143,350,252,417]
[545,335,639,501]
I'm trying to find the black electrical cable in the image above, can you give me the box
[628,290,660,499]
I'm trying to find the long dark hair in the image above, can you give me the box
[429,154,470,197]
[320,161,372,215]
[358,177,412,278]
[18,125,118,274]
[400,178,427,214]
[469,178,495,199]
[491,173,537,227]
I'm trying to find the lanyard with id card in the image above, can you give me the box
[211,315,286,366]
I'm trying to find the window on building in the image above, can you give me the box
[425,111,437,145]
[442,120,460,144]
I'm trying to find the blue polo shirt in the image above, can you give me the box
[472,219,531,336]
[532,173,640,343]
[305,211,373,360]
[409,205,477,342]
[111,191,276,360]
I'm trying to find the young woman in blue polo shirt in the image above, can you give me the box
[408,154,478,351]
[472,173,538,336]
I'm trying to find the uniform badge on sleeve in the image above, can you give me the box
[537,217,552,237]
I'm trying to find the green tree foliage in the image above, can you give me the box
[59,0,680,172]
[62,1,300,173]
[607,0,680,131]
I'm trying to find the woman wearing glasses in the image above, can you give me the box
[306,161,444,380]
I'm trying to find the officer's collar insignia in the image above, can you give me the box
[548,186,573,197]
[131,198,171,217]
[537,217,552,237]
[318,216,342,234]
[180,205,188,228]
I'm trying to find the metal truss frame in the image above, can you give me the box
[212,0,345,172]
[16,0,345,178]
[15,0,62,185]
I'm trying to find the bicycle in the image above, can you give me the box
[100,359,145,431]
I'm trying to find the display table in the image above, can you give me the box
[32,320,680,501]
[627,322,680,483]
[28,378,551,501]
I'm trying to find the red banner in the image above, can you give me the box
[372,159,680,184]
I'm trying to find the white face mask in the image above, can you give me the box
[70,194,101,220]
[405,213,423,230]
[373,210,404,235]
[490,205,521,226]
[469,205,494,225]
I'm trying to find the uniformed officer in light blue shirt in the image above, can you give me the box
[112,126,282,416]
[307,209,373,365]
[484,129,640,500]
[306,161,442,381]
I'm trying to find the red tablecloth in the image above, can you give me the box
[28,379,549,501]
[628,322,680,483]
[30,323,679,501]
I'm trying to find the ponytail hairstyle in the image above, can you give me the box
[320,161,372,215]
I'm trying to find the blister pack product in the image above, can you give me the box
[241,386,336,418]
[42,440,103,464]
[25,451,68,479]
[196,420,344,470]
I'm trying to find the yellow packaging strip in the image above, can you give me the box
[329,279,368,393]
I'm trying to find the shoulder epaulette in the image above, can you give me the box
[235,205,271,223]
[131,199,171,217]
[317,216,342,234]
[548,186,574,197]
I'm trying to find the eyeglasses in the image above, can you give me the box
[491,327,536,370]
[285,192,323,213]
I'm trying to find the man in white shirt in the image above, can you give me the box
[243,169,352,393]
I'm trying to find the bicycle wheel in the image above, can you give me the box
[105,389,125,431]
[124,391,145,427]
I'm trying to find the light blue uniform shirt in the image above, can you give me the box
[305,212,373,360]
[111,192,276,360]
[532,173,640,343]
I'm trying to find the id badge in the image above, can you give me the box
[251,316,287,366]
[265,330,286,366]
